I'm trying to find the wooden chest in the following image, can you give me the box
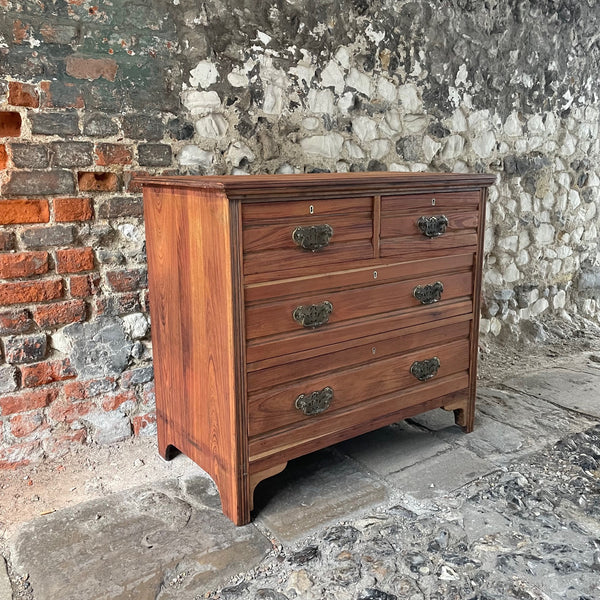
[141,172,494,525]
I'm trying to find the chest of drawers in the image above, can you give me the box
[141,172,494,525]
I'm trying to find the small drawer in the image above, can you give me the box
[381,190,480,213]
[247,337,471,437]
[242,197,373,277]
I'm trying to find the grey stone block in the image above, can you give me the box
[30,112,79,136]
[10,143,49,168]
[21,225,75,248]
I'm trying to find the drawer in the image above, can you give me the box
[245,269,473,341]
[381,190,480,213]
[242,197,373,277]
[248,337,471,437]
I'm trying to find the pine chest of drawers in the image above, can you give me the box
[141,172,494,525]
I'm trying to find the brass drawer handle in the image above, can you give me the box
[413,281,444,305]
[295,386,333,416]
[292,224,334,252]
[417,215,449,238]
[292,300,333,328]
[410,357,440,381]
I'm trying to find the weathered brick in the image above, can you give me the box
[54,197,94,222]
[0,387,58,416]
[21,225,75,248]
[30,111,79,136]
[39,24,79,45]
[95,292,142,316]
[69,273,101,298]
[137,143,172,167]
[3,170,76,197]
[0,440,43,469]
[122,114,164,140]
[47,398,95,424]
[64,377,116,400]
[51,142,94,167]
[10,143,50,168]
[101,389,136,411]
[0,144,7,169]
[120,365,153,389]
[78,171,120,192]
[40,80,84,108]
[10,412,46,438]
[0,231,17,251]
[56,247,94,273]
[0,365,19,394]
[0,309,34,335]
[0,199,50,224]
[4,333,47,364]
[98,196,143,219]
[32,299,86,328]
[106,268,147,292]
[12,19,30,45]
[123,171,147,193]
[8,81,39,107]
[83,113,119,137]
[21,358,77,387]
[41,429,87,456]
[95,143,133,166]
[0,111,22,136]
[66,56,118,81]
[0,278,63,305]
[132,413,156,436]
[0,251,48,279]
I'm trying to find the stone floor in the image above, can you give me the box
[1,350,600,600]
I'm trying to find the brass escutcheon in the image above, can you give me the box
[413,281,444,305]
[295,386,333,416]
[410,357,441,381]
[292,300,333,328]
[292,224,334,252]
[417,215,449,238]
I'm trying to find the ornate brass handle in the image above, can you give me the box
[413,281,444,305]
[417,215,449,238]
[295,386,333,416]
[410,357,440,381]
[292,224,334,252]
[292,300,333,328]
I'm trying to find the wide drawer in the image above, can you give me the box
[242,197,373,277]
[248,336,470,437]
[245,269,473,341]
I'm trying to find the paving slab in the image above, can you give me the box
[386,446,498,499]
[10,479,271,600]
[336,421,452,475]
[504,367,600,418]
[254,449,387,544]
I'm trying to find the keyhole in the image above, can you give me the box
[309,205,314,214]
[372,347,376,355]
[431,198,436,206]
[373,271,378,279]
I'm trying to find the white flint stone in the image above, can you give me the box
[479,318,491,335]
[178,145,214,167]
[121,313,149,340]
[370,139,390,160]
[568,189,581,210]
[516,250,529,266]
[518,231,530,250]
[504,263,520,283]
[504,112,523,137]
[290,63,316,87]
[557,172,571,189]
[551,259,562,276]
[256,30,272,45]
[440,135,464,160]
[320,60,345,93]
[344,140,365,159]
[451,109,467,132]
[308,89,335,114]
[453,160,470,173]
[397,83,421,112]
[553,290,566,309]
[467,110,491,133]
[410,163,428,172]
[195,114,228,138]
[182,90,221,115]
[422,136,441,162]
[389,163,410,172]
[336,161,349,172]
[472,131,496,158]
[263,83,284,115]
[352,116,378,142]
[403,114,428,134]
[535,223,555,245]
[490,318,502,336]
[527,114,545,135]
[276,164,296,174]
[527,136,543,151]
[498,236,518,253]
[346,68,372,97]
[300,133,344,158]
[334,46,351,69]
[485,269,503,286]
[515,139,527,153]
[529,298,549,316]
[544,112,557,134]
[376,77,397,102]
[189,60,218,89]
[561,132,577,155]
[338,92,355,113]
[520,193,533,212]
[302,117,320,131]
[227,70,248,88]
[227,141,255,166]
[384,110,402,132]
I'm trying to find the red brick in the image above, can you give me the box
[95,144,133,166]
[102,390,136,411]
[69,273,100,298]
[0,278,63,305]
[10,412,45,438]
[20,358,77,387]
[12,19,30,44]
[132,413,156,436]
[0,387,59,416]
[0,251,48,279]
[66,56,118,82]
[0,144,7,169]
[32,299,86,328]
[106,268,147,292]
[0,111,22,136]
[56,247,94,273]
[78,171,120,192]
[0,308,34,335]
[41,429,87,456]
[47,398,95,423]
[54,197,94,222]
[64,377,116,400]
[0,199,50,225]
[8,82,39,108]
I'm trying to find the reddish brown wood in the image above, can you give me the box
[141,172,493,526]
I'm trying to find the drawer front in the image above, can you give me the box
[248,337,470,437]
[242,197,373,276]
[380,190,481,257]
[245,269,473,341]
